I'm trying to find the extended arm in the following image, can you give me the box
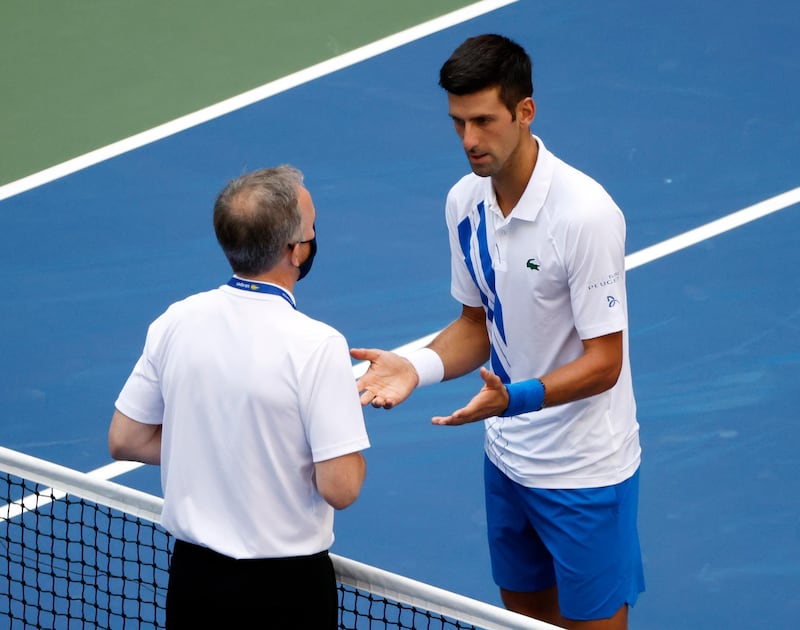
[428,304,490,380]
[538,330,623,406]
[350,304,489,409]
[432,330,623,425]
[315,451,367,510]
[108,409,162,465]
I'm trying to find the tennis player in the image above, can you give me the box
[352,35,644,629]
[109,166,369,629]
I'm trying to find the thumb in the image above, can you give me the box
[350,347,378,361]
[479,366,501,387]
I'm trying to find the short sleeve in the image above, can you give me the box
[446,186,484,308]
[114,321,165,425]
[565,195,628,339]
[298,334,370,463]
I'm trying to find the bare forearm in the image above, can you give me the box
[315,452,366,510]
[108,410,162,465]
[429,306,489,380]
[351,306,488,410]
[540,332,623,407]
[432,332,624,426]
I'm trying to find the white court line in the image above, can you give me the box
[2,0,797,490]
[1,0,519,510]
[0,0,518,203]
[625,186,800,270]
[1,460,141,522]
[6,198,799,502]
[351,185,800,369]
[81,184,797,486]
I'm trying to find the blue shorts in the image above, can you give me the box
[484,456,645,620]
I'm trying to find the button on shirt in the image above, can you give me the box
[446,136,640,489]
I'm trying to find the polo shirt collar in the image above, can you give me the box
[483,134,554,223]
[225,276,297,309]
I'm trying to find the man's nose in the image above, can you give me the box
[462,122,479,151]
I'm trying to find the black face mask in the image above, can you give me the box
[297,236,317,280]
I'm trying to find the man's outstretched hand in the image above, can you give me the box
[431,367,508,426]
[350,347,418,410]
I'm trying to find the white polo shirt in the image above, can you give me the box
[446,136,640,489]
[115,282,370,558]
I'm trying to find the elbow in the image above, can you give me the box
[582,331,624,396]
[592,363,622,398]
[108,435,140,462]
[108,431,126,461]
[108,409,133,461]
[324,487,361,511]
[316,453,366,510]
[603,361,622,391]
[107,412,162,465]
[324,467,366,510]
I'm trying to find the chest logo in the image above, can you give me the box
[526,258,541,271]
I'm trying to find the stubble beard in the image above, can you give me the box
[467,154,498,178]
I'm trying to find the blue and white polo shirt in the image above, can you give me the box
[445,136,641,489]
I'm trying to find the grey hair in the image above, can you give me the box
[213,165,304,276]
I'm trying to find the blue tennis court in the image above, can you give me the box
[2,1,799,627]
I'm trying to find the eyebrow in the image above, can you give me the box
[449,112,495,122]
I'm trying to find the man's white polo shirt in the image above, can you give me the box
[115,282,370,558]
[446,136,640,489]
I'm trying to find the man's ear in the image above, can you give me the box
[517,97,536,126]
[287,242,301,267]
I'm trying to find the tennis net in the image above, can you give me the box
[0,446,556,629]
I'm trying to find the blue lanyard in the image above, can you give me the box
[226,277,296,309]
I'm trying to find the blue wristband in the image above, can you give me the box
[502,379,545,416]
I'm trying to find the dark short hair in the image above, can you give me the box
[439,34,533,116]
[213,165,304,276]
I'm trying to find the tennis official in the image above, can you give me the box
[109,165,369,629]
[351,35,644,629]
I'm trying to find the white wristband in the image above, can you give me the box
[406,348,444,387]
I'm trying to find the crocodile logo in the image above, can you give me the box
[526,258,540,271]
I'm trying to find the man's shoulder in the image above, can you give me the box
[545,149,612,202]
[295,310,345,337]
[446,173,488,214]
[544,154,622,221]
[448,171,484,195]
[164,286,221,312]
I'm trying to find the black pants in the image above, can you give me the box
[166,539,338,629]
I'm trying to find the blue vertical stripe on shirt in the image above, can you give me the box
[457,202,511,384]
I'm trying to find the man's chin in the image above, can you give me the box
[469,163,494,178]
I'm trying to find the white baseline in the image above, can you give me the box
[1,0,796,482]
[0,0,518,203]
[94,183,800,483]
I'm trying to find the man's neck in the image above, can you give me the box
[235,271,294,294]
[493,134,539,217]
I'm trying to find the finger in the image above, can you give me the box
[371,396,394,410]
[350,347,380,361]
[432,414,468,426]
[359,389,376,406]
[432,407,469,425]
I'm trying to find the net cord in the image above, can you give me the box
[0,445,560,630]
[332,554,558,629]
[0,446,161,523]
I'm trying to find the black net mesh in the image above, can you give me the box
[1,471,486,629]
